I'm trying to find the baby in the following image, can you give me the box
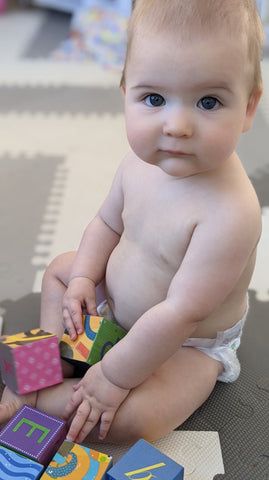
[0,0,264,445]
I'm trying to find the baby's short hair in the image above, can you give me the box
[121,0,264,95]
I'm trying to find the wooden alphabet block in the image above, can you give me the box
[0,444,44,479]
[60,315,126,369]
[0,405,67,467]
[0,329,63,394]
[106,439,184,480]
[41,440,112,479]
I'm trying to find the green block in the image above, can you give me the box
[87,318,126,365]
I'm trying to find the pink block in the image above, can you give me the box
[0,0,6,13]
[0,329,63,394]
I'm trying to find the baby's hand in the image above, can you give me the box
[63,362,129,443]
[62,277,97,340]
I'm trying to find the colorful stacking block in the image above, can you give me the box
[0,444,44,479]
[0,329,63,394]
[60,315,126,368]
[0,405,67,467]
[41,440,112,479]
[106,439,184,480]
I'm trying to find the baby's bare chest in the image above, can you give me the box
[121,180,199,269]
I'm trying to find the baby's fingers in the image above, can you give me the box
[62,301,83,340]
[62,387,82,422]
[84,296,98,317]
[66,402,100,443]
[98,411,114,440]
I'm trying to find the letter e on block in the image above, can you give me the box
[0,405,67,467]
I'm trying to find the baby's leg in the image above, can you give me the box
[101,346,223,444]
[4,347,222,444]
[0,252,76,424]
[40,251,77,339]
[36,378,78,419]
[0,379,77,426]
[0,387,37,424]
[28,347,223,445]
[40,251,106,338]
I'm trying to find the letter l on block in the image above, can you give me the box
[125,462,165,480]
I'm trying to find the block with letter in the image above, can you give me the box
[0,405,67,467]
[0,444,44,479]
[0,328,63,394]
[60,315,126,368]
[106,439,184,480]
[41,439,112,479]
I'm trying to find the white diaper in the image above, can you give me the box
[97,299,116,322]
[98,299,248,383]
[183,310,248,383]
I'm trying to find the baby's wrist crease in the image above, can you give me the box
[68,275,95,285]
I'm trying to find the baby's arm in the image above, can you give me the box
[102,209,261,389]
[63,160,125,340]
[62,217,121,340]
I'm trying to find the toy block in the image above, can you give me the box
[41,439,112,479]
[60,315,126,368]
[106,439,184,480]
[0,328,63,394]
[0,444,44,479]
[0,405,67,467]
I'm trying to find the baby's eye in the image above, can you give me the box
[197,96,220,110]
[144,94,165,107]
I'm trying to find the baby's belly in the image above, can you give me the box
[105,239,249,336]
[105,241,173,331]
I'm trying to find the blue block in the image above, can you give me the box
[106,439,184,480]
[0,444,44,479]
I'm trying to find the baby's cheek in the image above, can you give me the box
[126,127,146,157]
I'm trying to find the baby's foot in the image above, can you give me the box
[0,386,37,425]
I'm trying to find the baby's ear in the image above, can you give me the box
[242,89,262,133]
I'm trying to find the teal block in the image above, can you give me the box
[0,444,44,479]
[106,439,184,480]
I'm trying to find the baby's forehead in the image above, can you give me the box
[125,28,252,95]
[122,0,263,94]
[130,0,249,36]
[129,25,248,59]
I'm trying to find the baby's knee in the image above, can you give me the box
[110,402,160,444]
[42,252,76,288]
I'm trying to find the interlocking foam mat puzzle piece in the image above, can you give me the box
[88,431,225,479]
[178,368,269,480]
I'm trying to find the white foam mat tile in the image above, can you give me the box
[0,60,122,87]
[86,431,224,480]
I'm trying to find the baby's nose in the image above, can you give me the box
[163,107,193,138]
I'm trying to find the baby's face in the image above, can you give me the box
[122,29,257,178]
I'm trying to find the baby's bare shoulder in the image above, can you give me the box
[199,169,261,258]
